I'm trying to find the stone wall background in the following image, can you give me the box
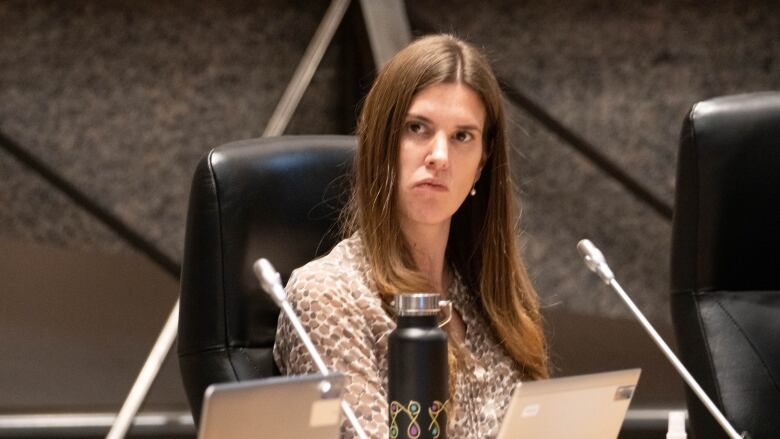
[1,0,778,415]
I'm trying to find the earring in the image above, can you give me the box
[469,187,476,196]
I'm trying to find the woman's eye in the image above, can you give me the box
[454,131,472,142]
[408,122,424,134]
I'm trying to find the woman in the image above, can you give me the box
[274,34,548,438]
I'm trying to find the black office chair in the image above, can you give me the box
[671,92,780,439]
[177,135,355,423]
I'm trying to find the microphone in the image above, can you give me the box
[576,239,750,439]
[253,258,369,439]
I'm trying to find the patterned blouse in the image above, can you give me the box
[273,233,524,438]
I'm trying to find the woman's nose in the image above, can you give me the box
[425,133,449,169]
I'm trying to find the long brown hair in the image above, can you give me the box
[343,34,548,380]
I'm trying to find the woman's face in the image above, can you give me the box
[396,82,486,231]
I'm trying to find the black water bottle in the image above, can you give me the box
[388,293,449,439]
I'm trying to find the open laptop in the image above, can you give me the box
[198,374,345,439]
[496,368,641,439]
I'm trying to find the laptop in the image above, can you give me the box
[496,368,641,439]
[198,373,345,439]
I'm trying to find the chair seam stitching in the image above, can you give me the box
[714,296,780,393]
[238,347,263,376]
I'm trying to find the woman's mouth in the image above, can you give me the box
[414,179,448,191]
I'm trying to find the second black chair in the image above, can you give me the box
[671,92,780,439]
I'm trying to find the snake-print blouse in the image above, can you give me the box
[273,234,524,438]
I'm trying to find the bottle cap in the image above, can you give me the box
[666,410,687,439]
[394,293,441,316]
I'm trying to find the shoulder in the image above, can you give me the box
[285,233,376,306]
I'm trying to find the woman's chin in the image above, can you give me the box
[401,211,454,228]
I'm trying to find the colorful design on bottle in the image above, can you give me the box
[389,400,421,438]
[427,399,449,438]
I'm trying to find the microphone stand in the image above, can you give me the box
[576,239,749,439]
[253,259,369,439]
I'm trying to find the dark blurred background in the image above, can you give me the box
[1,0,778,437]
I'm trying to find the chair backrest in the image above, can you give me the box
[671,92,780,439]
[177,135,355,423]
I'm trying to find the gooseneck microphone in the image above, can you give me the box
[576,239,749,439]
[253,258,369,439]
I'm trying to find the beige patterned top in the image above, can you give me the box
[273,233,524,438]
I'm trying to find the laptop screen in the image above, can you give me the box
[198,374,345,439]
[496,369,641,439]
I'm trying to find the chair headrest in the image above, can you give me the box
[178,135,356,355]
[672,92,780,292]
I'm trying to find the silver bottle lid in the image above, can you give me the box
[394,293,441,316]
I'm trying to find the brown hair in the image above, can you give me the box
[343,34,548,380]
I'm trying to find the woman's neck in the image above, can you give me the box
[401,220,452,294]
